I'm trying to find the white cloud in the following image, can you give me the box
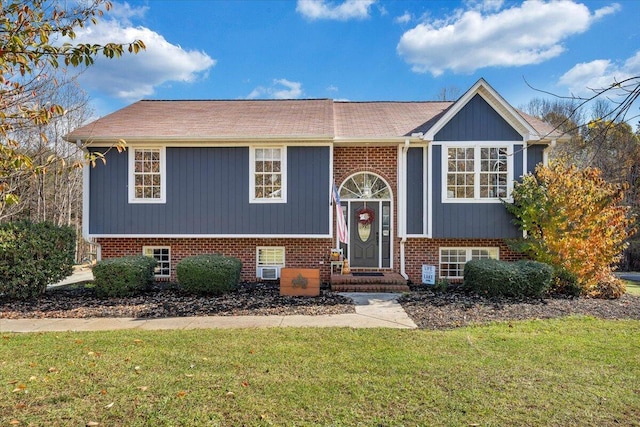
[70,5,215,101]
[394,12,412,24]
[559,51,640,97]
[247,79,304,99]
[296,0,376,21]
[107,1,149,26]
[593,3,621,19]
[397,0,617,76]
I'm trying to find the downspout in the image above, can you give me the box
[400,138,410,280]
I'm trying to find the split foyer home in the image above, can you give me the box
[66,79,563,287]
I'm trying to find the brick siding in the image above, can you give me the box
[97,237,334,282]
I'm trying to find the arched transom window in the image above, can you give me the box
[339,172,391,200]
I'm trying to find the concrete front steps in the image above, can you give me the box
[330,271,410,293]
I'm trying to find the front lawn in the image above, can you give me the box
[2,318,639,426]
[625,280,640,296]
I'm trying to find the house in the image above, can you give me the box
[66,79,563,286]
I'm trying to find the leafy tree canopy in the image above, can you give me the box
[506,161,636,298]
[0,0,144,209]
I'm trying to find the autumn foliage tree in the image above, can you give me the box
[506,161,635,298]
[0,0,144,211]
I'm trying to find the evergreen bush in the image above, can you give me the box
[463,258,552,298]
[550,268,582,297]
[177,254,242,295]
[93,255,157,298]
[0,221,75,300]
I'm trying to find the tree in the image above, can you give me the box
[522,84,640,272]
[435,85,461,101]
[506,161,635,298]
[0,0,145,211]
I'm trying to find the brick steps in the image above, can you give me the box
[331,283,410,293]
[330,271,409,293]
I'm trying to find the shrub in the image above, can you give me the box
[515,260,553,297]
[177,254,242,295]
[93,255,157,298]
[550,268,582,297]
[0,220,75,300]
[463,258,552,298]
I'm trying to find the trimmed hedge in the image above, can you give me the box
[177,254,242,295]
[93,255,157,298]
[463,258,553,298]
[0,221,75,300]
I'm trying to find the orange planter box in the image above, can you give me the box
[280,268,320,297]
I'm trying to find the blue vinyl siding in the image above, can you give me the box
[431,146,522,239]
[526,144,546,173]
[428,94,524,238]
[406,147,424,234]
[89,145,330,235]
[435,94,522,142]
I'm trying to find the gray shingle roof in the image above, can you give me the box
[66,98,560,142]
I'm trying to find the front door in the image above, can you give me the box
[350,202,379,268]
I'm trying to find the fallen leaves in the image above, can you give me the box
[12,384,27,393]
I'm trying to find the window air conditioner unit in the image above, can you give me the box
[259,266,279,280]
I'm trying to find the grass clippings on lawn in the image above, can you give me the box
[2,318,640,426]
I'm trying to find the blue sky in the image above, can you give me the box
[72,0,640,121]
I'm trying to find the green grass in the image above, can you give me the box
[2,318,640,426]
[624,280,640,296]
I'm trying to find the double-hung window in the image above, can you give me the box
[250,147,286,203]
[129,147,166,203]
[439,247,499,279]
[444,144,511,202]
[143,246,171,279]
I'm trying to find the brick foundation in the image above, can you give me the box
[403,238,523,283]
[96,237,334,282]
[97,236,522,285]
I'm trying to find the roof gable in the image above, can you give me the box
[435,94,522,141]
[423,78,538,142]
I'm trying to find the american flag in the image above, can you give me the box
[332,183,349,245]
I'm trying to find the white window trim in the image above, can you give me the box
[249,146,287,204]
[128,147,167,204]
[256,246,286,277]
[441,142,514,204]
[439,247,500,279]
[143,246,171,278]
[256,246,286,266]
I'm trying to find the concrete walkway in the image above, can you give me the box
[0,292,417,333]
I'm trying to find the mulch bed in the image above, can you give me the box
[0,282,354,319]
[2,282,640,329]
[399,287,640,329]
